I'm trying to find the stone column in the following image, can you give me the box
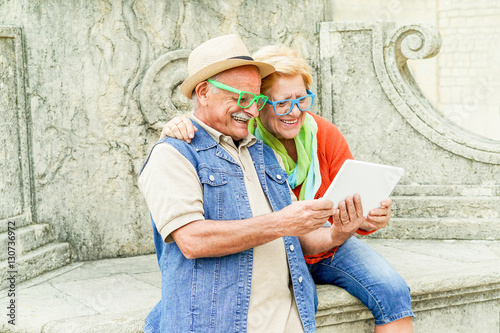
[0,26,33,228]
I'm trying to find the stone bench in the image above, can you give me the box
[316,239,500,332]
[6,238,498,332]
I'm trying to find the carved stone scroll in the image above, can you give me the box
[383,23,500,164]
[320,21,500,165]
[139,49,191,127]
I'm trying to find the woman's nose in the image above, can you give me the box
[288,102,301,117]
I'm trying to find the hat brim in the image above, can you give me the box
[180,59,275,99]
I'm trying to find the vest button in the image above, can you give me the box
[290,245,295,252]
[209,175,215,181]
[298,276,303,283]
[276,174,282,180]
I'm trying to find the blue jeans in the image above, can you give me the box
[308,236,414,325]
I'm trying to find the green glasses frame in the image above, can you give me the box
[207,79,269,111]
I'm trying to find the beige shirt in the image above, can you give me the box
[139,115,303,332]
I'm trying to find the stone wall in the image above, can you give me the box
[332,0,500,141]
[437,0,500,140]
[320,21,500,184]
[331,0,438,106]
[0,0,333,260]
[2,0,499,262]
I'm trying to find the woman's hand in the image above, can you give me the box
[330,194,375,244]
[160,115,197,143]
[359,198,393,231]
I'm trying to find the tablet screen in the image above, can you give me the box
[322,160,404,216]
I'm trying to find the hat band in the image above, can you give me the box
[228,55,254,61]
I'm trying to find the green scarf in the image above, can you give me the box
[248,113,321,200]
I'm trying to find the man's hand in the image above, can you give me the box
[298,195,369,255]
[276,199,335,237]
[160,115,197,142]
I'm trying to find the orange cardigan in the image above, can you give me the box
[292,112,375,264]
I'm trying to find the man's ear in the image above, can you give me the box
[194,81,210,106]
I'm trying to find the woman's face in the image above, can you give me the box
[259,75,308,140]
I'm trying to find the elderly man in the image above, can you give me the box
[139,34,334,333]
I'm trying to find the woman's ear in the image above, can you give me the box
[194,81,210,106]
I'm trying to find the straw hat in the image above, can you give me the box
[180,34,275,99]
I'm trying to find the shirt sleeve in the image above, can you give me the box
[138,143,205,243]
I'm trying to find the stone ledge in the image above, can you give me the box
[366,217,500,240]
[0,242,71,290]
[0,224,54,260]
[40,310,148,333]
[2,240,499,332]
[316,239,500,332]
[0,217,32,234]
[391,196,500,218]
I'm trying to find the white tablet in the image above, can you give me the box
[322,159,404,216]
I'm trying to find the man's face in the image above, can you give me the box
[198,66,261,141]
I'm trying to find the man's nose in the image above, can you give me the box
[245,102,260,118]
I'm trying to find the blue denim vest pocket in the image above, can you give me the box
[198,166,228,186]
[198,166,228,220]
[264,165,288,184]
[264,164,290,202]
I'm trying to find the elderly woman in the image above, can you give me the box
[161,45,414,332]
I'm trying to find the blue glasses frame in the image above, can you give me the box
[265,90,316,116]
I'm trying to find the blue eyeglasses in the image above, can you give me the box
[265,90,316,116]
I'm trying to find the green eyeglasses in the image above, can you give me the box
[207,79,269,111]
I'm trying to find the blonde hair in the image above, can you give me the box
[252,45,313,95]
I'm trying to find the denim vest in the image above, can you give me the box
[141,122,317,333]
